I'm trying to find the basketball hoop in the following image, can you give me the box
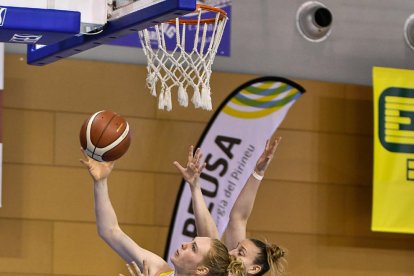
[138,4,228,111]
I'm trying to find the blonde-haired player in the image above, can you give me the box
[174,136,287,276]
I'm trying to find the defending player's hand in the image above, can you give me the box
[80,148,114,181]
[255,136,282,176]
[173,145,206,188]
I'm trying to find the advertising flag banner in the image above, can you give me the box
[372,67,414,233]
[164,76,305,261]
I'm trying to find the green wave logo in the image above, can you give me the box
[222,81,302,119]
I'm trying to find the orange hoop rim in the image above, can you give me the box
[167,4,227,25]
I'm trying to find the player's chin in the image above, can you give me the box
[170,254,176,263]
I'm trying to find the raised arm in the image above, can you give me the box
[223,137,282,250]
[80,151,170,276]
[173,146,219,239]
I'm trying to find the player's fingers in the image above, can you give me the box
[107,161,115,168]
[272,136,282,152]
[194,154,201,167]
[196,154,204,170]
[188,145,194,161]
[189,163,196,171]
[173,161,183,169]
[80,147,89,160]
[265,139,270,152]
[142,260,149,275]
[79,158,90,168]
[173,161,186,174]
[194,148,201,162]
[126,263,136,276]
[131,262,142,276]
[276,136,282,145]
[200,162,206,172]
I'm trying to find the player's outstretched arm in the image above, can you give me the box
[224,137,282,250]
[80,150,170,276]
[173,146,219,239]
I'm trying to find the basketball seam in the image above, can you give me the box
[94,123,129,158]
[85,111,103,161]
[93,113,118,157]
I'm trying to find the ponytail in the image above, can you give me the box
[266,243,287,276]
[249,238,287,276]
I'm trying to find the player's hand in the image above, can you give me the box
[119,260,149,276]
[80,148,114,181]
[255,136,282,176]
[173,145,206,188]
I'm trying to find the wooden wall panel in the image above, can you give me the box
[4,55,156,118]
[0,274,55,276]
[0,164,96,221]
[265,129,372,185]
[282,80,373,135]
[248,180,373,236]
[0,54,412,276]
[0,219,52,274]
[3,109,54,165]
[154,173,182,226]
[53,222,168,275]
[0,164,157,225]
[53,222,123,275]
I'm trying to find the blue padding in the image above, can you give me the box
[27,0,196,66]
[0,6,80,45]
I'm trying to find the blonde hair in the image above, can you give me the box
[202,239,246,276]
[249,238,287,276]
[227,255,245,276]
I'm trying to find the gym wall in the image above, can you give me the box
[0,54,413,275]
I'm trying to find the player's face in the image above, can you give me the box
[170,237,211,273]
[229,239,260,274]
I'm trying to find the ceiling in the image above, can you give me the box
[5,0,414,86]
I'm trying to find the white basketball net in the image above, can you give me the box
[138,7,228,111]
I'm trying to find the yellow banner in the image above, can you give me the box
[372,67,414,233]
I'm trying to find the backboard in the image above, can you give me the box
[0,0,197,65]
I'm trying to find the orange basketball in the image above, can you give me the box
[80,110,131,162]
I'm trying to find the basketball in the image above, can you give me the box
[80,110,131,162]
